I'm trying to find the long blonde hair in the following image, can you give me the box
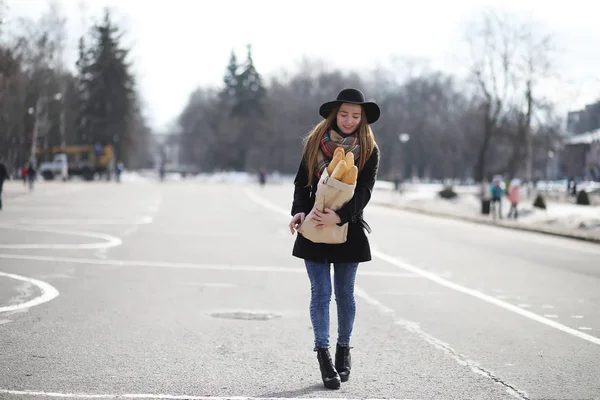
[302,105,378,187]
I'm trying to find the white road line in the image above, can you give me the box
[372,249,600,347]
[0,391,419,400]
[17,217,153,225]
[0,224,122,250]
[0,254,419,279]
[0,272,59,313]
[354,286,528,399]
[245,189,290,216]
[244,189,600,347]
[121,226,140,237]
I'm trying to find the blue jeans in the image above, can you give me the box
[305,260,359,350]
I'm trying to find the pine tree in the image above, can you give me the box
[79,9,135,162]
[221,49,238,104]
[232,44,265,117]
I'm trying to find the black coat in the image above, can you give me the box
[0,163,7,183]
[291,146,379,264]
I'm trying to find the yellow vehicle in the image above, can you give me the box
[36,144,114,181]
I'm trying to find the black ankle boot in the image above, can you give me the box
[335,343,351,382]
[316,348,341,389]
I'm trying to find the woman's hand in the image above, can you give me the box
[289,212,306,235]
[312,208,341,228]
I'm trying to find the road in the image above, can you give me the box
[0,180,599,400]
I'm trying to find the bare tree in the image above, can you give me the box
[465,10,556,183]
[466,11,520,182]
[509,25,554,181]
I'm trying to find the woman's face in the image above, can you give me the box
[336,103,362,134]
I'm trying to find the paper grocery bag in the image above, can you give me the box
[298,169,356,244]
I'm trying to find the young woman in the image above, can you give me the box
[288,88,380,389]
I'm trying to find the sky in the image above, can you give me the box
[3,0,600,133]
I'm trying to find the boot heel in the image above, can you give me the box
[316,348,341,389]
[335,344,352,382]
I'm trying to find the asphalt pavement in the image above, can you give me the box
[0,179,599,400]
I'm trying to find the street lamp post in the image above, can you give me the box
[395,133,410,190]
[546,150,555,181]
[28,103,40,168]
[54,92,66,148]
[398,132,410,177]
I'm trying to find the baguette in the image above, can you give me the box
[331,160,347,180]
[326,151,344,175]
[344,151,354,168]
[334,146,345,158]
[341,165,358,185]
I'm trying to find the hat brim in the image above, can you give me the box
[319,101,380,124]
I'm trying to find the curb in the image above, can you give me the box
[373,201,600,245]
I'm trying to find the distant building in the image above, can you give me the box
[567,102,600,135]
[562,128,600,181]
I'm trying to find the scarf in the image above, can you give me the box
[315,129,360,178]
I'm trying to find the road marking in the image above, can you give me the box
[244,189,600,347]
[375,291,449,296]
[121,226,140,237]
[0,254,419,279]
[0,272,59,314]
[354,285,527,398]
[17,216,153,225]
[0,391,421,400]
[372,249,600,347]
[0,224,122,250]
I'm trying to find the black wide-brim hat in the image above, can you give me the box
[319,88,380,124]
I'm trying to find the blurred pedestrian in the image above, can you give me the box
[490,175,504,220]
[115,162,124,183]
[507,178,521,219]
[0,158,8,210]
[21,164,27,186]
[159,163,165,182]
[258,168,266,187]
[26,163,36,191]
[288,88,380,390]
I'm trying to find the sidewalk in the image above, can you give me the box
[1,180,31,199]
[372,183,600,244]
[1,179,68,199]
